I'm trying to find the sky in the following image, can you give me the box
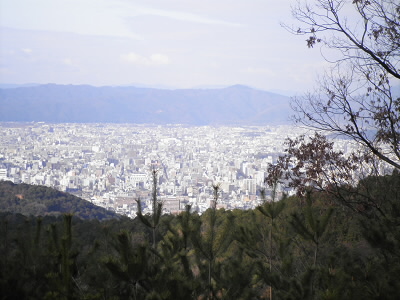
[0,0,330,94]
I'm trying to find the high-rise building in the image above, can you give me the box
[0,169,7,181]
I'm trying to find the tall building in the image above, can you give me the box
[243,178,257,194]
[0,169,7,181]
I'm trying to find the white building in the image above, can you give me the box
[0,169,7,181]
[129,173,148,188]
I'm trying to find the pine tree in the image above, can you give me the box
[136,168,163,250]
[45,214,80,300]
[103,230,152,299]
[289,191,333,299]
[190,184,234,300]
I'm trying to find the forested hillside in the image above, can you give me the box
[0,181,118,220]
[1,172,399,299]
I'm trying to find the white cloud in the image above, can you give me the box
[120,52,170,66]
[21,48,32,54]
[120,53,144,64]
[127,5,243,27]
[1,0,143,39]
[62,58,73,66]
[1,0,242,39]
[150,54,170,65]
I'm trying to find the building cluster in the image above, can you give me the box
[0,122,357,216]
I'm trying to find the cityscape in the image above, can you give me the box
[0,122,360,216]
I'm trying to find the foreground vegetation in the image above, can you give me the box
[1,171,399,299]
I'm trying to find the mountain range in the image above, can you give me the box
[0,84,291,125]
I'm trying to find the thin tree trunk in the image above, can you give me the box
[208,260,212,300]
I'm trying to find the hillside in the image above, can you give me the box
[0,180,118,220]
[0,84,291,125]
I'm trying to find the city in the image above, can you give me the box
[0,122,358,216]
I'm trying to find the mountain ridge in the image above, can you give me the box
[0,84,291,125]
[0,180,119,220]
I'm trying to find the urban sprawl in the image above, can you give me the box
[0,123,360,216]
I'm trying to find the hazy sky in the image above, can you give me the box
[0,0,329,93]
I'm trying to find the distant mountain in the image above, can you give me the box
[0,181,118,220]
[0,83,41,89]
[0,84,291,125]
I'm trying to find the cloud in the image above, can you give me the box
[2,0,242,40]
[1,0,143,39]
[129,5,243,27]
[150,54,170,64]
[21,48,33,54]
[62,58,74,66]
[120,52,170,65]
[120,53,146,64]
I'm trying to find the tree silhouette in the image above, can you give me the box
[287,0,400,170]
[135,168,163,250]
[190,184,234,299]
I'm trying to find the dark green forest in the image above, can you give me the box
[1,171,400,299]
[0,181,118,220]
